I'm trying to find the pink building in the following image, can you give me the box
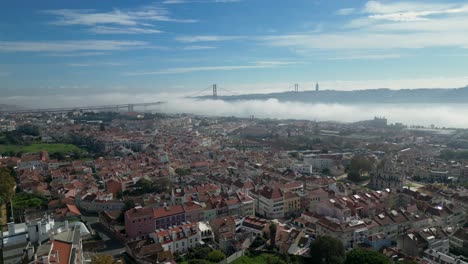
[125,206,154,240]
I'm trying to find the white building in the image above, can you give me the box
[251,186,284,219]
[304,155,334,170]
[423,249,468,264]
[26,215,56,244]
[150,222,202,254]
[292,164,313,175]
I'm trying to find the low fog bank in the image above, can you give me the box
[1,94,467,128]
[161,98,467,128]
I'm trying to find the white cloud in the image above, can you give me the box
[335,8,355,16]
[182,45,216,50]
[363,1,461,15]
[176,35,246,43]
[44,6,196,35]
[44,51,108,57]
[45,7,196,26]
[67,62,125,67]
[125,65,271,76]
[163,0,187,4]
[253,60,303,66]
[163,0,241,4]
[0,40,148,52]
[328,53,402,60]
[125,61,301,76]
[261,1,468,51]
[46,9,138,26]
[89,26,162,34]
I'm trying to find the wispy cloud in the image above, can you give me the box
[254,60,304,66]
[44,51,109,57]
[45,7,197,25]
[125,61,300,76]
[182,45,216,50]
[89,26,162,34]
[261,1,468,51]
[328,53,402,60]
[0,40,148,52]
[163,0,241,4]
[335,8,355,16]
[126,65,268,75]
[67,62,125,67]
[176,35,246,43]
[44,6,196,34]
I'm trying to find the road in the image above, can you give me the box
[81,211,125,257]
[91,222,126,257]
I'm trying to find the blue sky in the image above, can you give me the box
[1,0,468,99]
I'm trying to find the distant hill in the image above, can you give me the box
[199,86,468,104]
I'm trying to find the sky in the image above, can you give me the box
[1,0,468,100]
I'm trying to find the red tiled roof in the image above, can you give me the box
[259,186,282,200]
[126,207,154,219]
[153,205,185,218]
[66,204,81,216]
[51,241,72,264]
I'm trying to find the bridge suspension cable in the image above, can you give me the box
[183,86,213,98]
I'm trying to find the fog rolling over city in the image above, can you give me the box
[2,93,467,128]
[161,98,467,128]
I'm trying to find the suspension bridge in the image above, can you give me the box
[1,83,316,114]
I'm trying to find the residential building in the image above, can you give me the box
[35,225,84,264]
[150,222,201,254]
[125,206,155,240]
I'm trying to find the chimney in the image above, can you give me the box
[172,231,177,240]
[64,220,69,230]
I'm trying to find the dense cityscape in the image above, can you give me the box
[3,0,468,263]
[1,110,467,264]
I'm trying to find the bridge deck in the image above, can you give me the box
[0,102,166,114]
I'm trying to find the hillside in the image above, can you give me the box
[200,87,468,104]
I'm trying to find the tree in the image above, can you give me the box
[117,199,135,223]
[186,246,212,260]
[269,223,277,249]
[347,171,361,182]
[308,236,345,264]
[136,178,153,192]
[345,249,391,264]
[321,168,331,176]
[290,152,300,159]
[207,250,225,263]
[348,156,373,176]
[0,168,16,220]
[397,260,418,264]
[187,260,211,264]
[91,254,117,264]
[175,167,191,176]
[265,255,287,264]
